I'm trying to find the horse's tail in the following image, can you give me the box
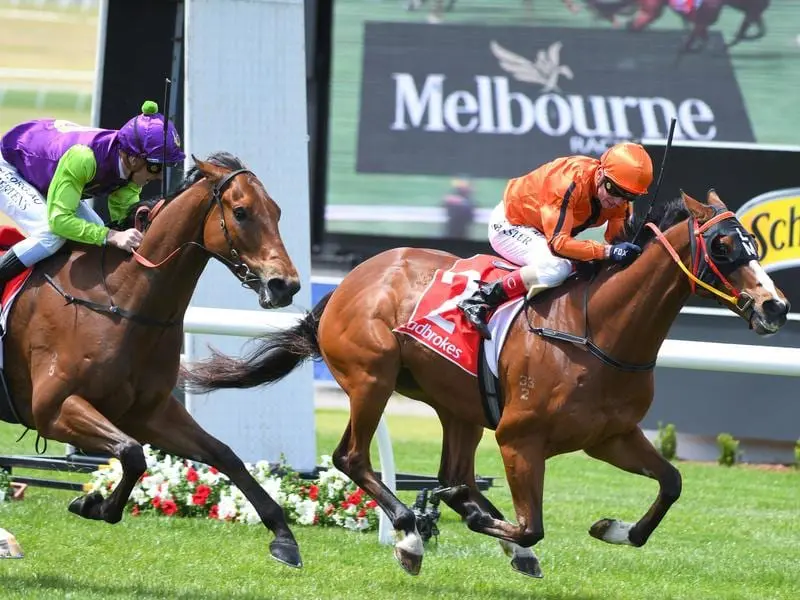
[179,292,332,394]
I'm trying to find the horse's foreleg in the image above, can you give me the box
[585,427,682,547]
[451,433,546,571]
[436,414,542,578]
[124,394,301,568]
[33,393,145,524]
[330,359,425,575]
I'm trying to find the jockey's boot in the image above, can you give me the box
[458,280,509,341]
[0,249,26,289]
[458,266,549,341]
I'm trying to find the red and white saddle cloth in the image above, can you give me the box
[394,254,525,377]
[0,226,34,356]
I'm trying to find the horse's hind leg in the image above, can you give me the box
[585,427,681,547]
[125,394,301,568]
[33,393,145,524]
[435,413,542,578]
[328,345,423,574]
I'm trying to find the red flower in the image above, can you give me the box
[357,508,367,518]
[152,497,162,509]
[161,499,178,516]
[346,489,364,506]
[208,504,219,519]
[366,500,378,509]
[308,484,319,501]
[186,467,199,483]
[324,504,335,516]
[209,467,219,475]
[131,505,140,516]
[192,484,212,506]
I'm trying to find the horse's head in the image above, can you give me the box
[681,189,789,335]
[194,155,300,309]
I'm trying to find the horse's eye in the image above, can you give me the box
[233,207,247,222]
[710,237,728,258]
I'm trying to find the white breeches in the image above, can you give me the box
[0,158,103,266]
[487,202,574,287]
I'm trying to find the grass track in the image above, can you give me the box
[1,409,798,599]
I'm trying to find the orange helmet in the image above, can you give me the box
[600,142,653,196]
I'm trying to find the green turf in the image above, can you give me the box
[1,408,798,599]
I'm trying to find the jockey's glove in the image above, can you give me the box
[607,242,642,266]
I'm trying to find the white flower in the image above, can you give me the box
[217,493,239,521]
[240,501,261,525]
[296,499,318,525]
[260,476,286,505]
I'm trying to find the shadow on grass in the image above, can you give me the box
[0,571,611,600]
[0,573,282,600]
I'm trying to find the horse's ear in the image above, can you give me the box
[193,157,226,183]
[706,188,727,210]
[681,189,714,222]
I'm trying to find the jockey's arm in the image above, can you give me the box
[107,183,143,225]
[47,145,110,246]
[540,184,607,261]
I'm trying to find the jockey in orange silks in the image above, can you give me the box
[458,142,654,340]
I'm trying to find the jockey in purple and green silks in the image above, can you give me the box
[0,100,185,285]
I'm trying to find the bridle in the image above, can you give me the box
[44,168,260,327]
[133,168,259,286]
[646,207,758,320]
[527,207,760,372]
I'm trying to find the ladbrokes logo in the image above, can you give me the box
[357,22,754,179]
[407,321,463,360]
[736,188,800,272]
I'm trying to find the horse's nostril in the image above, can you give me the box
[266,278,300,300]
[763,299,787,318]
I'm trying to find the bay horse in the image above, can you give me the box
[585,0,771,53]
[181,190,788,578]
[1,152,304,568]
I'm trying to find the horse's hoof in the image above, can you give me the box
[67,492,105,521]
[511,554,543,579]
[589,517,613,540]
[394,546,423,576]
[269,540,303,568]
[589,518,634,546]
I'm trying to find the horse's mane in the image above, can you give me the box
[111,151,248,230]
[613,195,689,247]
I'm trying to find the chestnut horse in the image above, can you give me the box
[1,152,304,568]
[585,0,771,53]
[182,190,788,577]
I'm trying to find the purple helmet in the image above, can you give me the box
[117,100,185,165]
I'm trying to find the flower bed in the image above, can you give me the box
[84,445,379,532]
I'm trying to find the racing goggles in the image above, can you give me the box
[603,178,643,202]
[145,159,180,174]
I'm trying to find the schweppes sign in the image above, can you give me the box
[736,188,800,272]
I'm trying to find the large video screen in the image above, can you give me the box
[325,1,800,242]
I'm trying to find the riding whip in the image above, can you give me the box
[632,117,677,246]
[161,77,172,199]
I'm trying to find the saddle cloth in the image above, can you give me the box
[0,225,33,424]
[393,254,525,377]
